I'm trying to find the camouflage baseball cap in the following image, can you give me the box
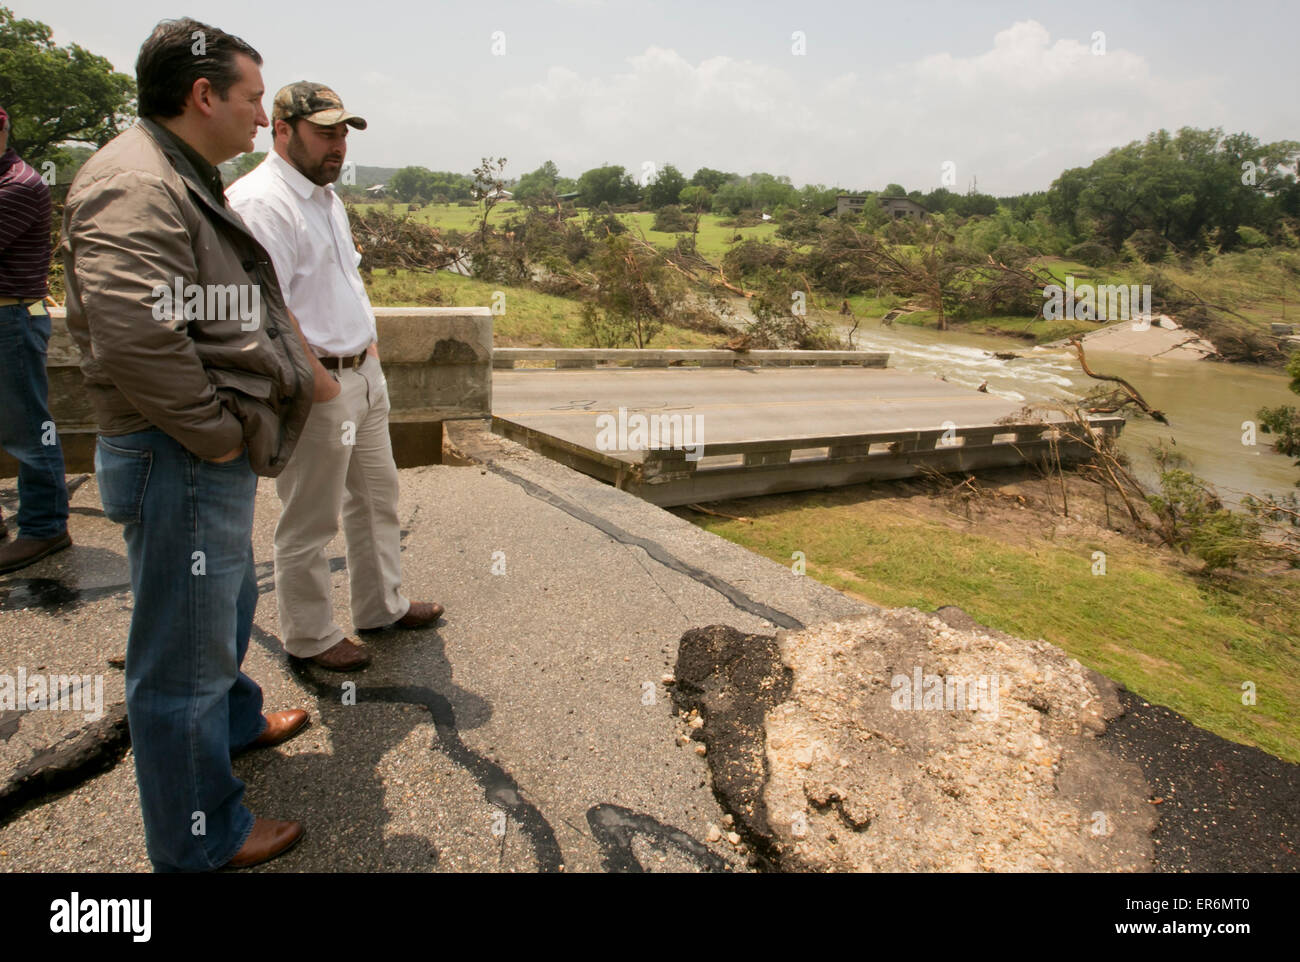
[272,82,367,129]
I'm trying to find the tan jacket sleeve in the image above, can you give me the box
[66,168,245,460]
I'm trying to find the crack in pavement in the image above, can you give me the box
[481,459,805,631]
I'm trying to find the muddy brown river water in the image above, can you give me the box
[841,321,1299,504]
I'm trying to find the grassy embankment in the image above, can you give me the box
[359,203,772,348]
[680,486,1300,764]
[364,268,720,348]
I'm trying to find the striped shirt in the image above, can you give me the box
[0,147,52,299]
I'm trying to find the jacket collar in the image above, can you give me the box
[137,117,255,242]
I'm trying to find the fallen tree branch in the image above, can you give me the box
[1068,338,1170,424]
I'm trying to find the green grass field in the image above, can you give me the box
[351,202,780,260]
[363,268,719,348]
[682,490,1300,763]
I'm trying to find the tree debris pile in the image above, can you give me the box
[347,205,462,274]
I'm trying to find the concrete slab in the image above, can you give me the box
[493,367,1051,449]
[491,368,1122,505]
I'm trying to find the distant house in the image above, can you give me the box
[485,188,514,201]
[365,184,386,198]
[830,194,929,220]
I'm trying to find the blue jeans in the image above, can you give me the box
[0,302,69,539]
[95,427,268,872]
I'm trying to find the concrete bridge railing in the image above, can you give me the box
[0,306,493,476]
[493,348,890,369]
[493,414,1127,507]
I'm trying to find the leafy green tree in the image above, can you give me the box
[712,178,752,214]
[387,167,474,203]
[690,167,733,193]
[579,232,673,348]
[618,171,642,206]
[426,170,474,201]
[575,164,628,207]
[389,166,434,202]
[645,163,687,209]
[678,185,712,213]
[1046,127,1300,252]
[1146,467,1260,571]
[1258,352,1300,473]
[471,156,508,240]
[711,172,798,214]
[797,183,838,213]
[513,159,560,204]
[0,5,136,169]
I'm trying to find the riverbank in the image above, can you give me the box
[1051,316,1218,360]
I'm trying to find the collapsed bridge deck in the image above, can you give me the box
[491,360,1123,506]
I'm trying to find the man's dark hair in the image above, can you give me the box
[135,18,262,118]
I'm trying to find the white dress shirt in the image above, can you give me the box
[226,150,376,356]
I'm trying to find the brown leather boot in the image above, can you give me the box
[0,531,72,574]
[224,818,303,869]
[247,709,310,750]
[394,601,445,629]
[294,638,371,671]
[358,601,445,633]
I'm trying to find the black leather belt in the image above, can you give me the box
[316,351,367,371]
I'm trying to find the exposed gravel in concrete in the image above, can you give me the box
[676,608,1157,871]
[676,605,1298,873]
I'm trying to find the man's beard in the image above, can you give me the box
[287,130,343,186]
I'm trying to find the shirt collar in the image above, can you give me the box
[266,149,332,202]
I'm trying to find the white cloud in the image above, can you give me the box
[497,20,1223,194]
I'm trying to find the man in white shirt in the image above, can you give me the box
[227,82,442,671]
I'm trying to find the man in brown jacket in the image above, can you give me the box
[62,18,335,871]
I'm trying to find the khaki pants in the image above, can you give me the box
[274,353,409,657]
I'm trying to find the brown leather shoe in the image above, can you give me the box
[249,709,310,749]
[0,531,72,574]
[394,601,445,629]
[224,817,303,869]
[294,638,371,671]
[356,601,445,634]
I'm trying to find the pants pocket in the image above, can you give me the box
[95,437,153,525]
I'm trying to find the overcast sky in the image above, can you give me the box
[16,0,1300,195]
